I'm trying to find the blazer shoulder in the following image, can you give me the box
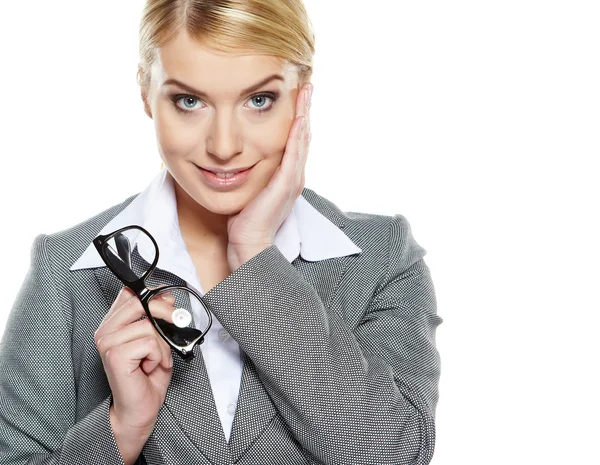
[301,187,427,272]
[41,193,139,270]
[302,187,417,243]
[302,187,392,227]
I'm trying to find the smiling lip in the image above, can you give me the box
[202,165,254,174]
[196,164,255,191]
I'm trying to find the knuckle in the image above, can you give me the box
[123,301,145,319]
[104,348,120,366]
[96,337,107,353]
[125,294,142,309]
[121,286,134,297]
[114,288,130,304]
[146,336,160,350]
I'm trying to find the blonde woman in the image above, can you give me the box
[0,1,442,464]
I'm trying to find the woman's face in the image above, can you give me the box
[143,30,303,216]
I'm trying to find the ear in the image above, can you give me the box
[141,88,153,119]
[137,66,153,119]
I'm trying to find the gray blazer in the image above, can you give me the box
[0,187,442,465]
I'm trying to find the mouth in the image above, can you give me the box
[195,163,256,191]
[201,165,255,177]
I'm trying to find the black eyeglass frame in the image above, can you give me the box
[92,225,212,360]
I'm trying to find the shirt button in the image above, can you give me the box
[218,329,230,342]
[227,402,236,415]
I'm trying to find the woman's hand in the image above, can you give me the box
[94,286,176,465]
[226,82,313,271]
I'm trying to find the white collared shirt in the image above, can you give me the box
[71,167,361,441]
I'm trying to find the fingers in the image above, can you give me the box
[95,287,177,366]
[302,83,313,161]
[100,286,137,324]
[96,318,173,371]
[295,82,312,121]
[97,288,176,338]
[279,83,312,194]
[104,336,167,377]
[295,83,312,154]
[100,286,168,326]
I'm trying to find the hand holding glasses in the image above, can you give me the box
[93,225,212,359]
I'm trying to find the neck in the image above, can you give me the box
[174,181,229,252]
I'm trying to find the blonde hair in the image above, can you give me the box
[138,0,315,89]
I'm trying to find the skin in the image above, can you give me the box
[143,30,312,270]
[94,29,312,464]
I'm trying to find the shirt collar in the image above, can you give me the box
[70,168,361,274]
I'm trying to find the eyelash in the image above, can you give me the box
[171,92,278,115]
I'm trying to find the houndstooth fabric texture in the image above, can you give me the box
[0,187,442,464]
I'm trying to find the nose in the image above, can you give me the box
[205,110,243,161]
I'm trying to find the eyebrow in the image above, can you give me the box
[162,74,285,97]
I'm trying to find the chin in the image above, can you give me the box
[192,189,253,216]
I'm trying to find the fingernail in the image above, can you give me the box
[308,83,313,101]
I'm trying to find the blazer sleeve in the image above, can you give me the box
[0,234,128,465]
[201,214,442,465]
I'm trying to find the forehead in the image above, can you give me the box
[151,30,298,91]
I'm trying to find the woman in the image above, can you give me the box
[0,1,442,464]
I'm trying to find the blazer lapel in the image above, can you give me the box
[227,253,355,462]
[227,351,277,462]
[93,266,232,464]
[160,345,232,464]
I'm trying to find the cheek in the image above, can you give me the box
[154,103,201,158]
[248,113,293,161]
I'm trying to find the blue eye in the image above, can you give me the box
[176,96,202,111]
[247,93,277,113]
[171,92,277,114]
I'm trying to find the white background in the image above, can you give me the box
[1,1,599,463]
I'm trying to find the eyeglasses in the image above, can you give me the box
[93,225,212,360]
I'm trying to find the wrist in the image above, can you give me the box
[109,405,153,465]
[228,243,272,271]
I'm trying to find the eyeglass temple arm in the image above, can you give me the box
[114,233,132,270]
